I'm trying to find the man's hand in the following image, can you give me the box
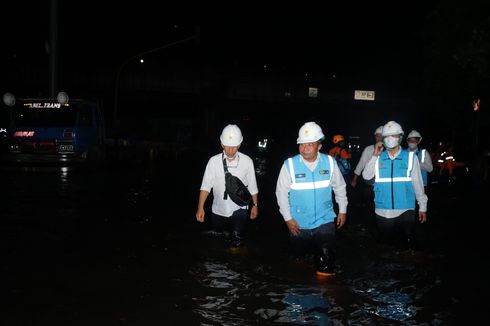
[350,175,358,188]
[286,219,301,236]
[337,213,347,228]
[419,211,427,223]
[250,206,258,219]
[373,141,384,156]
[195,208,205,222]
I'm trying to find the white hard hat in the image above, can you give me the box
[407,130,422,140]
[381,121,404,137]
[374,126,384,135]
[220,124,243,146]
[297,122,325,144]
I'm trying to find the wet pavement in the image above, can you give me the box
[0,151,489,325]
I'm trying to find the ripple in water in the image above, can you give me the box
[191,261,337,325]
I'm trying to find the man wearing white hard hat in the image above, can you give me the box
[196,124,259,248]
[276,122,347,276]
[362,121,428,250]
[406,130,433,188]
[350,125,384,189]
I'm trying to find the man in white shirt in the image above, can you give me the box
[362,121,428,250]
[276,122,347,276]
[196,124,259,248]
[351,125,383,189]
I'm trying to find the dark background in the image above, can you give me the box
[1,1,490,158]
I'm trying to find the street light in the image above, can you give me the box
[113,28,200,124]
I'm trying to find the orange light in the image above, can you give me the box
[473,98,481,112]
[315,271,335,277]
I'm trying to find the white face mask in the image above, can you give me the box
[408,142,418,150]
[383,136,399,149]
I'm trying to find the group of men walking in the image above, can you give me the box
[195,121,429,276]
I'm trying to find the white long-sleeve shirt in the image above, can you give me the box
[353,144,375,176]
[200,151,258,217]
[362,148,428,218]
[275,153,348,222]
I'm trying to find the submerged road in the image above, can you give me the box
[0,150,488,325]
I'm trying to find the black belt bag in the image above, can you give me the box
[222,157,252,206]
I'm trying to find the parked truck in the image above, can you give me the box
[1,92,106,164]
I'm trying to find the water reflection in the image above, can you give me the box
[191,260,338,325]
[280,288,331,324]
[60,166,69,182]
[345,251,452,324]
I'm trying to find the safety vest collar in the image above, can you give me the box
[288,154,334,190]
[375,151,414,183]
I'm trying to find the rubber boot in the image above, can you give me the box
[315,247,335,276]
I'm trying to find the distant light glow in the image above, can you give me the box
[473,98,480,112]
[140,59,144,63]
[258,138,268,148]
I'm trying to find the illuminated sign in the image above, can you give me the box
[23,102,65,108]
[354,90,375,101]
[308,87,318,98]
[14,131,35,137]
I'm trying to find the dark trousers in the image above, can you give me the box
[375,210,416,249]
[210,209,248,247]
[289,222,336,272]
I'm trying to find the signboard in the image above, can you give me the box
[308,87,318,98]
[354,90,375,101]
[23,102,66,109]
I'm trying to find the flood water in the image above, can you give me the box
[1,150,488,325]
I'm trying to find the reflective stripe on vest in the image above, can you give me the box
[418,149,429,186]
[375,151,414,183]
[288,155,334,189]
[420,149,426,163]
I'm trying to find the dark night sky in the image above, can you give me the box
[2,1,434,79]
[2,1,490,150]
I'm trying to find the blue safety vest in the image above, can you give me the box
[285,153,336,229]
[374,150,416,209]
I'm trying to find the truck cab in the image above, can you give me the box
[2,94,106,164]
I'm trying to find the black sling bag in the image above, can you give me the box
[222,156,252,206]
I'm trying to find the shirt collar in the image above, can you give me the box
[223,151,239,162]
[387,147,402,160]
